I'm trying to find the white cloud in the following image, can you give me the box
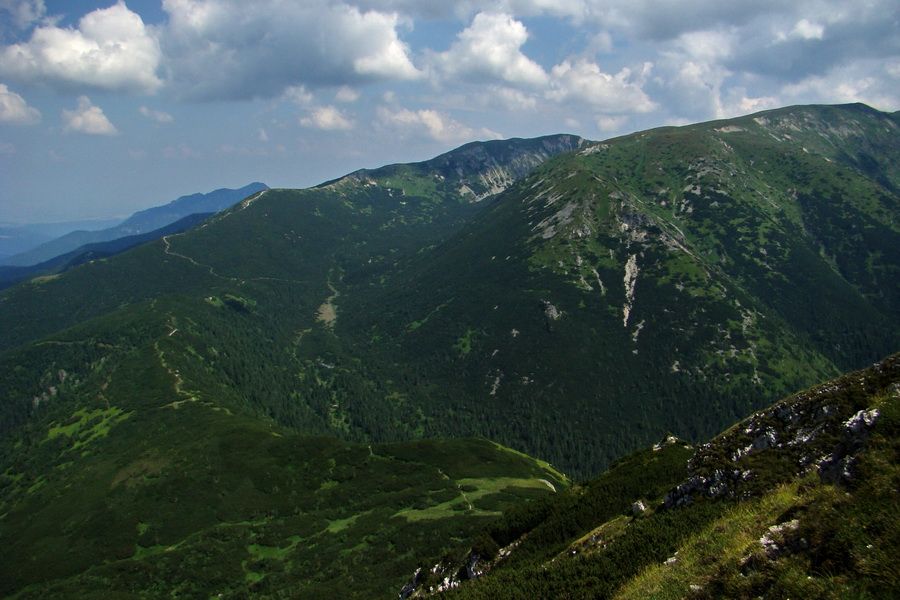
[62,95,117,135]
[589,30,615,54]
[0,1,161,94]
[300,106,355,131]
[139,106,173,123]
[677,29,736,62]
[790,18,825,40]
[733,93,780,114]
[283,86,314,106]
[0,0,46,31]
[478,85,539,111]
[350,10,421,80]
[596,115,627,131]
[780,59,900,110]
[650,28,739,119]
[434,12,548,88]
[376,105,501,142]
[0,83,40,124]
[547,59,656,113]
[336,86,360,103]
[160,0,420,100]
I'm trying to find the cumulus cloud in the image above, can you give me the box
[0,83,40,124]
[376,105,501,142]
[139,106,173,123]
[0,1,161,94]
[62,95,117,135]
[649,28,740,120]
[547,59,656,113]
[780,59,900,110]
[434,12,548,88]
[160,0,420,100]
[0,0,46,31]
[300,106,355,131]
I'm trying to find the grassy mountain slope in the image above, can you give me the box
[0,135,584,597]
[326,103,900,475]
[0,295,565,598]
[0,135,584,354]
[1,107,898,480]
[405,352,899,599]
[0,104,897,598]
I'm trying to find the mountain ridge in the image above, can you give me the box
[1,106,898,477]
[0,103,898,598]
[1,182,269,267]
[0,212,214,291]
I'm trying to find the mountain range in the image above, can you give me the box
[0,217,124,262]
[0,182,269,267]
[0,103,898,598]
[0,212,214,292]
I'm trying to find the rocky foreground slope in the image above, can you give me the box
[403,353,899,599]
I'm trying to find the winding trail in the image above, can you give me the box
[437,468,474,511]
[161,235,234,281]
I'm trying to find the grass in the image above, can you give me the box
[42,406,132,451]
[395,477,556,522]
[614,482,805,599]
[327,513,362,533]
[454,328,478,357]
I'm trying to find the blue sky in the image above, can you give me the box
[1,0,898,223]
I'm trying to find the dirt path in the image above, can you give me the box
[316,279,340,326]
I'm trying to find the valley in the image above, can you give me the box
[0,105,898,598]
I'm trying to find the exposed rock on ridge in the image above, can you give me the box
[664,353,899,507]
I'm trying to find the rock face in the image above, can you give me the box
[632,500,648,516]
[399,552,491,599]
[664,355,899,508]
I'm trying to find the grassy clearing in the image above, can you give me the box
[327,513,361,533]
[395,477,554,522]
[489,441,569,485]
[42,406,132,451]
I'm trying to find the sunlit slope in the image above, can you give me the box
[331,103,900,475]
[1,106,898,480]
[0,135,584,354]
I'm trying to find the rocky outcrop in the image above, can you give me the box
[664,355,899,508]
[399,551,494,599]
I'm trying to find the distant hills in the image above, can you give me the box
[0,216,123,261]
[0,106,898,598]
[0,213,214,291]
[1,182,268,267]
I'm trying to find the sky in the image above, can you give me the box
[0,0,898,223]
